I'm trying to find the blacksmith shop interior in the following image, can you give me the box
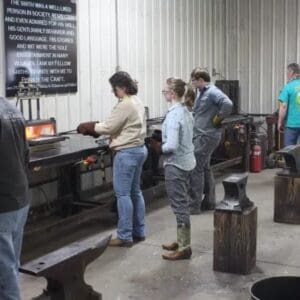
[1,0,300,299]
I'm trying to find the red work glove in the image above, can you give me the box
[77,121,100,138]
[148,138,162,154]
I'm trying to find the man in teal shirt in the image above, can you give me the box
[278,63,300,146]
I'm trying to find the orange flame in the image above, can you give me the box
[26,124,55,140]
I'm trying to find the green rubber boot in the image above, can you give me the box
[177,223,191,250]
[162,224,192,260]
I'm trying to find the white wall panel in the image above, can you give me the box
[226,0,300,114]
[89,0,116,122]
[2,0,300,129]
[0,0,226,129]
[116,0,225,118]
[261,0,274,113]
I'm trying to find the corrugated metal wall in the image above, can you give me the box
[116,0,226,119]
[225,0,300,114]
[0,0,225,131]
[0,0,300,131]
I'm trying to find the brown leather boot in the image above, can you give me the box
[162,242,179,251]
[162,247,192,260]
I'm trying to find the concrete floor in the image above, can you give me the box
[21,169,300,300]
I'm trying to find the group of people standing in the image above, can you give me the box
[2,63,299,299]
[78,69,233,260]
[148,70,232,260]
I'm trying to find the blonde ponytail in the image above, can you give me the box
[184,84,195,111]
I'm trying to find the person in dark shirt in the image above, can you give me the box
[0,97,30,300]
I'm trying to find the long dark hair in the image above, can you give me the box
[109,71,138,95]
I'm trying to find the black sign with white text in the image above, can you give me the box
[4,0,77,97]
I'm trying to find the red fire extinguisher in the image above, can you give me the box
[250,143,262,172]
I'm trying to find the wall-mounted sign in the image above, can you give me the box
[4,0,77,97]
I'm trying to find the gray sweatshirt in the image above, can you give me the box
[0,97,29,213]
[193,84,233,139]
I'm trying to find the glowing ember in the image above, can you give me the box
[26,124,55,140]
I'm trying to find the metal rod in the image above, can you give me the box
[36,98,40,120]
[115,0,120,71]
[20,99,24,114]
[211,156,243,172]
[58,129,77,135]
[28,98,32,120]
[242,113,273,117]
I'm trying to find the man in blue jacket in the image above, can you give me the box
[189,69,232,214]
[0,97,29,300]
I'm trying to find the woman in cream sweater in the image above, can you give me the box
[78,71,148,247]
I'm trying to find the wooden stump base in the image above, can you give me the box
[213,206,257,275]
[274,175,300,224]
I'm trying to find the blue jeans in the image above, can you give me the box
[0,205,29,300]
[284,127,300,146]
[113,146,148,241]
